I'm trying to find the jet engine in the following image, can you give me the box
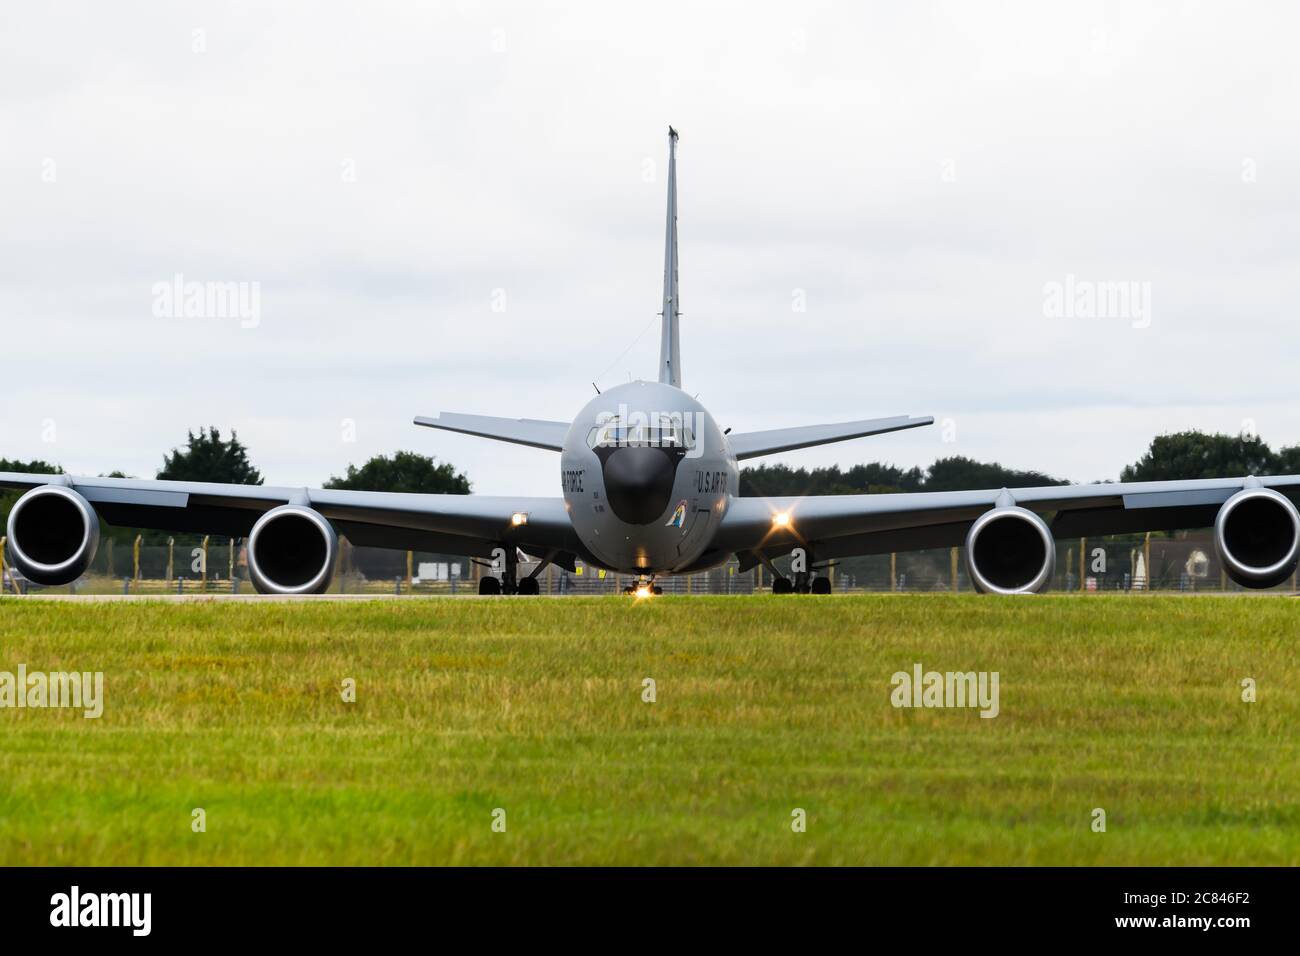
[1213,487,1300,589]
[964,505,1055,594]
[5,484,100,586]
[246,505,338,594]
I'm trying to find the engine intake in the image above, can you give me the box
[964,506,1055,594]
[1214,487,1300,589]
[246,505,338,595]
[5,485,100,586]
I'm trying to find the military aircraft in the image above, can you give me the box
[5,128,1300,596]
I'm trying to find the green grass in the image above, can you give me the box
[0,594,1296,865]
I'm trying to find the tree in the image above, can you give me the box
[1120,431,1276,482]
[923,456,1067,492]
[157,427,263,485]
[1272,444,1300,475]
[0,458,63,529]
[324,451,471,495]
[740,457,1064,497]
[740,462,922,497]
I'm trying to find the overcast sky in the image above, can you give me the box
[2,1,1298,495]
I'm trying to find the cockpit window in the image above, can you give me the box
[587,419,695,449]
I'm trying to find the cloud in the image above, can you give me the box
[2,1,1298,494]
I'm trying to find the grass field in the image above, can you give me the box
[1,594,1297,865]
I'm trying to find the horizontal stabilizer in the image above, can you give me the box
[413,413,569,452]
[726,415,933,461]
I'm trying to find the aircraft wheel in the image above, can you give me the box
[772,577,794,595]
[811,577,831,595]
[518,577,540,595]
[479,577,502,596]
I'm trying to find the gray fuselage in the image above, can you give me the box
[561,380,738,575]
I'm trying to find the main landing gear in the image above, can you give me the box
[764,551,833,594]
[772,573,831,594]
[476,548,547,595]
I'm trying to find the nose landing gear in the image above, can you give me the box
[623,575,663,596]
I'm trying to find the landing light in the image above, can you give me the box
[773,511,791,527]
[511,512,528,527]
[635,585,652,599]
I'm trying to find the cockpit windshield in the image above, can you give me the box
[587,418,695,450]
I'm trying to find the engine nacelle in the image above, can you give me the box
[964,505,1055,594]
[5,485,100,586]
[246,505,338,594]
[1213,487,1300,589]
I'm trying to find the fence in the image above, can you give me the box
[1,530,1290,595]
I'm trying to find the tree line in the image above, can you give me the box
[740,431,1300,497]
[0,427,470,544]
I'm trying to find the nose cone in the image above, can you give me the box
[602,446,678,525]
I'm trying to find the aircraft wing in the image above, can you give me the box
[0,472,580,565]
[413,413,570,452]
[726,415,934,460]
[713,475,1300,564]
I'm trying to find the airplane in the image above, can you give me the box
[5,127,1300,598]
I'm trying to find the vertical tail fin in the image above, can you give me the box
[658,126,681,388]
